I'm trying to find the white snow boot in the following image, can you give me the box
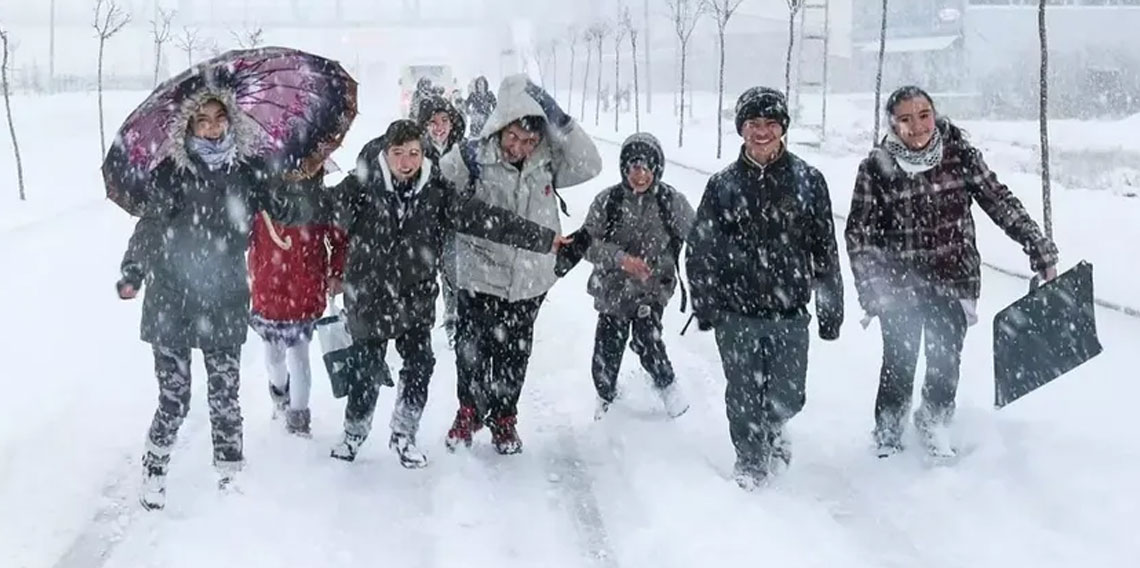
[215,460,243,493]
[732,460,768,492]
[914,407,956,459]
[593,396,612,421]
[139,466,167,511]
[389,433,428,469]
[659,383,690,419]
[330,431,366,462]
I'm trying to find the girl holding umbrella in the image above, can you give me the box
[105,48,358,511]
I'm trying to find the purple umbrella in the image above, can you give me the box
[103,46,358,215]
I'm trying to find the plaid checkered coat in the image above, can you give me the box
[844,121,1059,314]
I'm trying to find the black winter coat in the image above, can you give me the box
[322,135,556,342]
[687,147,844,338]
[121,156,313,349]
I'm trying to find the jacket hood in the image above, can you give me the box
[416,95,467,154]
[477,74,547,139]
[168,88,263,173]
[619,132,665,181]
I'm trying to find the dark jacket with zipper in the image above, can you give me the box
[687,146,844,338]
[321,134,556,342]
[121,156,313,349]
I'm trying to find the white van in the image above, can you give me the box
[399,64,458,117]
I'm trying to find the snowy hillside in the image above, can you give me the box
[0,86,1138,568]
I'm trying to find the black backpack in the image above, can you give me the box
[601,184,688,312]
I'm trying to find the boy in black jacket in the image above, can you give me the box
[687,88,844,491]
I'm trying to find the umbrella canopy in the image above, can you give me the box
[103,46,358,215]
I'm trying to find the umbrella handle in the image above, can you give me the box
[261,211,293,250]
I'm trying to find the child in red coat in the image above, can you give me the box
[249,208,347,436]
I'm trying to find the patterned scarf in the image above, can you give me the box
[187,133,237,171]
[882,126,943,176]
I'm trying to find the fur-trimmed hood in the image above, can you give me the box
[167,88,264,173]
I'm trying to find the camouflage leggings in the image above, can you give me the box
[143,345,243,470]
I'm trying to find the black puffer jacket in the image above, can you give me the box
[322,134,556,341]
[687,146,844,338]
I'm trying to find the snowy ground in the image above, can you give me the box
[1,89,1138,568]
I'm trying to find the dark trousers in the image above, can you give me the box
[592,304,676,403]
[714,314,809,469]
[455,290,544,421]
[144,345,243,470]
[343,325,435,440]
[875,295,968,442]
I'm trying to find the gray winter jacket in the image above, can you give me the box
[440,74,603,302]
[583,135,696,316]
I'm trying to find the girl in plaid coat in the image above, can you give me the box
[845,86,1059,459]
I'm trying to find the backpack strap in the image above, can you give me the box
[602,184,625,240]
[459,140,481,193]
[654,185,688,313]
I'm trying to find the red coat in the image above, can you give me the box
[249,212,347,322]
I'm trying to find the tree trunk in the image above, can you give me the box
[552,49,558,102]
[644,0,652,114]
[785,11,796,101]
[581,44,590,122]
[716,25,726,159]
[872,0,889,144]
[98,38,107,158]
[154,41,161,86]
[594,40,603,127]
[49,0,56,90]
[568,45,576,111]
[631,33,641,131]
[678,44,687,148]
[614,40,621,133]
[2,34,26,200]
[1039,0,1052,239]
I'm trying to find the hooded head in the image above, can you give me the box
[169,88,262,172]
[619,133,664,193]
[474,76,489,94]
[415,94,467,153]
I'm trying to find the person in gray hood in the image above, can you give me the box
[581,133,695,421]
[439,74,603,455]
[115,93,313,510]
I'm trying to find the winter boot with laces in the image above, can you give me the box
[269,381,290,420]
[139,464,168,511]
[389,433,429,469]
[445,406,484,451]
[330,431,367,462]
[658,383,690,418]
[285,408,311,437]
[490,415,522,455]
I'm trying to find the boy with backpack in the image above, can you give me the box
[579,133,695,420]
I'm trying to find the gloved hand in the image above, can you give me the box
[117,263,144,300]
[524,80,572,129]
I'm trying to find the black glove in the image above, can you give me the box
[524,80,572,129]
[553,228,593,277]
[694,310,720,332]
[119,262,144,289]
[818,319,841,341]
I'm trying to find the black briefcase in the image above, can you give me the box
[993,261,1103,408]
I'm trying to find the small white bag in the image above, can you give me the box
[316,302,353,399]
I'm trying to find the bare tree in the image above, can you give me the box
[644,0,653,114]
[175,26,201,68]
[231,27,264,49]
[151,7,175,86]
[580,29,591,121]
[704,0,744,158]
[550,40,559,99]
[0,28,25,201]
[93,0,131,158]
[666,0,704,148]
[566,27,580,110]
[613,18,628,133]
[621,7,641,131]
[589,24,610,127]
[1038,0,1052,238]
[784,0,803,100]
[871,0,888,144]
